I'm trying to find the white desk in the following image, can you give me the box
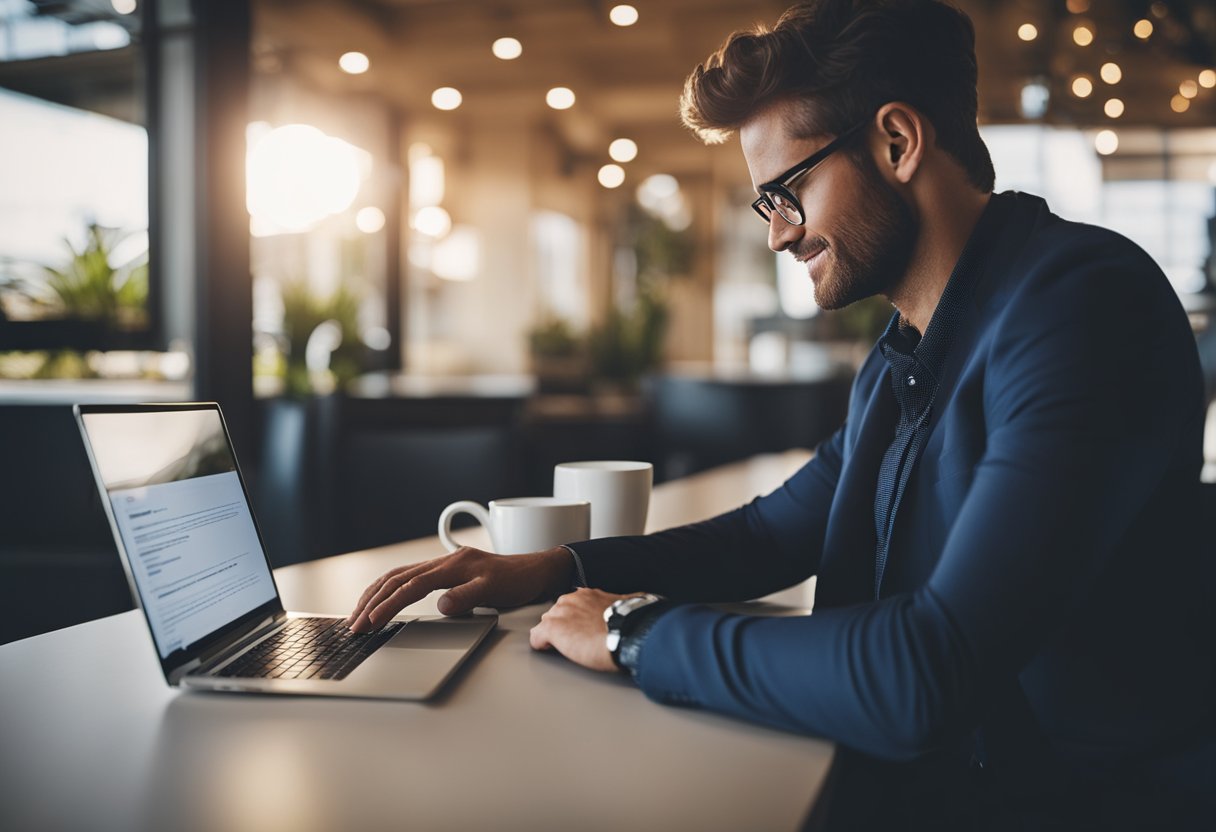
[0,451,832,832]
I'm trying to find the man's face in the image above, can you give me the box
[740,103,918,311]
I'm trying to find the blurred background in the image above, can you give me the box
[2,0,1214,644]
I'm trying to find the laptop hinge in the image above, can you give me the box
[173,613,285,683]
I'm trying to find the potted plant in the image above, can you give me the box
[277,279,364,397]
[527,317,589,394]
[0,223,148,378]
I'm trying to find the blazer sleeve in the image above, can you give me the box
[627,248,1205,759]
[569,425,846,602]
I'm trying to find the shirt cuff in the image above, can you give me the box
[616,601,674,679]
[559,544,588,591]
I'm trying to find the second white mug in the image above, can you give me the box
[438,497,590,554]
[553,460,653,539]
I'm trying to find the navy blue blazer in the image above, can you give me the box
[572,192,1213,798]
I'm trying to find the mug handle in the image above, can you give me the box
[438,501,492,552]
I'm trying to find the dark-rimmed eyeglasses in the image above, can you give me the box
[751,118,871,226]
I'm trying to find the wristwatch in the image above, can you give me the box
[604,593,666,668]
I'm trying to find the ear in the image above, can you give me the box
[873,102,927,185]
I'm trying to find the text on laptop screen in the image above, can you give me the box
[81,410,277,658]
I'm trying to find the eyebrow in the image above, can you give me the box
[755,121,869,192]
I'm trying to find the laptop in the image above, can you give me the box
[74,402,496,700]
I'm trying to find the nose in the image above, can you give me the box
[767,211,803,253]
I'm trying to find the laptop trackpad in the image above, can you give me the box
[387,619,491,650]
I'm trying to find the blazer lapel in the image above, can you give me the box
[816,370,898,608]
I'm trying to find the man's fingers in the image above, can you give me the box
[370,559,447,608]
[349,562,443,630]
[348,562,433,624]
[529,621,552,651]
[436,577,487,616]
[367,569,452,627]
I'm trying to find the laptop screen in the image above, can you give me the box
[79,407,278,660]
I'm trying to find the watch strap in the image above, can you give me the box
[614,600,673,676]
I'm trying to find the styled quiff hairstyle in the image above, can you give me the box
[681,0,995,191]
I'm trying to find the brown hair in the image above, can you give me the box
[681,0,994,191]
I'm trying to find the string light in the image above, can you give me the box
[1100,62,1121,84]
[1133,19,1153,39]
[609,138,638,163]
[431,87,462,110]
[339,52,370,75]
[546,87,576,109]
[1066,0,1090,13]
[1179,80,1199,99]
[1017,23,1038,42]
[414,206,452,238]
[609,5,639,27]
[1104,98,1124,118]
[1073,25,1094,47]
[356,207,386,234]
[1094,129,1118,156]
[1170,94,1190,113]
[1071,76,1094,98]
[1199,70,1216,89]
[492,38,522,60]
[598,164,625,188]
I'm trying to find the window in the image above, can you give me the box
[0,0,154,351]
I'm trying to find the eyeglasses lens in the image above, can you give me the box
[770,191,803,225]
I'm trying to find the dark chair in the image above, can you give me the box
[255,391,527,565]
[650,371,852,481]
[0,405,131,644]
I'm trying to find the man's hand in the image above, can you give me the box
[529,588,638,673]
[346,546,574,632]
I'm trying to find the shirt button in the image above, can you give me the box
[906,375,917,387]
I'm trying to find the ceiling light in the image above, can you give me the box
[1066,0,1089,12]
[546,87,576,110]
[339,51,370,75]
[111,0,137,14]
[609,5,639,27]
[1199,70,1216,89]
[432,226,481,281]
[598,164,625,188]
[1179,79,1199,99]
[1100,62,1121,84]
[1170,94,1190,113]
[1103,98,1124,118]
[246,124,365,234]
[356,206,386,234]
[638,173,679,203]
[414,206,452,238]
[431,87,463,110]
[1072,25,1093,47]
[1094,129,1118,156]
[1071,76,1093,98]
[1017,23,1038,42]
[492,37,522,60]
[1134,19,1153,39]
[409,154,444,207]
[609,138,638,163]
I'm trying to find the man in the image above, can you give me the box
[348,1,1213,826]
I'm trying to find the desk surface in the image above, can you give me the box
[0,451,831,832]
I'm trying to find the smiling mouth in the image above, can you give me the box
[796,245,827,265]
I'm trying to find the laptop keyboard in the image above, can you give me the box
[214,617,405,681]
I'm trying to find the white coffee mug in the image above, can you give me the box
[438,497,590,554]
[553,460,653,539]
